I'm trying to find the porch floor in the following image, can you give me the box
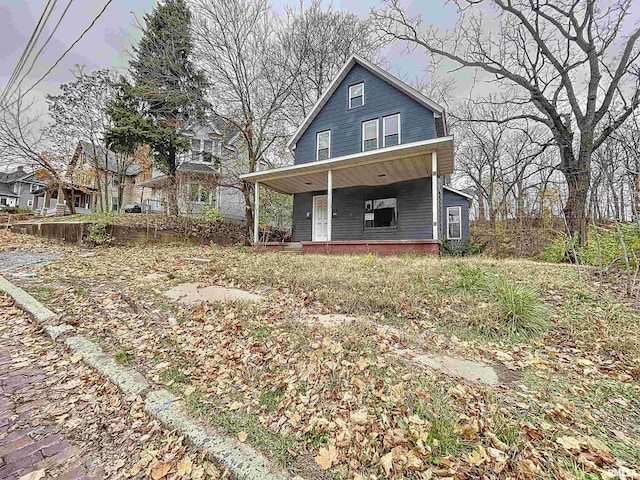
[256,239,440,256]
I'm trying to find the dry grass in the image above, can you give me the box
[3,230,640,479]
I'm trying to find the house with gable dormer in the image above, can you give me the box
[241,55,471,255]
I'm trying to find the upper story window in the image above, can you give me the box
[203,140,213,163]
[349,83,364,109]
[362,119,378,152]
[316,130,331,161]
[191,139,202,162]
[447,206,462,240]
[383,114,400,147]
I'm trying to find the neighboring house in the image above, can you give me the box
[0,166,45,210]
[139,117,245,222]
[241,55,471,255]
[33,141,150,215]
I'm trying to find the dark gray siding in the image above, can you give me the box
[292,178,433,241]
[442,189,470,240]
[294,63,437,164]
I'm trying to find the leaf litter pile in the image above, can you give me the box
[2,230,639,480]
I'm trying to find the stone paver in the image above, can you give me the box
[164,283,263,304]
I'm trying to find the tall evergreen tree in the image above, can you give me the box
[129,0,207,216]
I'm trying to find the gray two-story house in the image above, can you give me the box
[241,55,470,255]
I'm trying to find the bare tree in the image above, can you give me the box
[0,96,76,211]
[191,0,309,241]
[46,67,117,212]
[373,0,640,241]
[283,0,385,124]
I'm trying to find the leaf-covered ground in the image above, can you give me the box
[2,230,639,480]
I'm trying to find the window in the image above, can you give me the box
[203,140,213,163]
[112,177,119,187]
[0,198,6,206]
[30,183,39,193]
[27,199,33,207]
[362,119,378,152]
[316,130,331,160]
[349,83,364,109]
[447,206,462,240]
[111,196,118,212]
[364,198,397,228]
[383,114,400,147]
[74,195,81,208]
[191,139,202,161]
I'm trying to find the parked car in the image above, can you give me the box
[124,204,142,213]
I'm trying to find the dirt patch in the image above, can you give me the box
[164,283,263,304]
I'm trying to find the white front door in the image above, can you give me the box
[312,195,328,241]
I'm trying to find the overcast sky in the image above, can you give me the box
[0,0,459,120]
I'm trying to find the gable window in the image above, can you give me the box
[362,119,378,152]
[364,198,397,228]
[447,206,462,240]
[383,114,400,147]
[316,130,331,161]
[349,83,364,109]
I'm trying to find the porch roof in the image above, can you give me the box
[240,136,454,194]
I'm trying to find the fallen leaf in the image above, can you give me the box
[177,456,193,476]
[151,461,171,480]
[380,451,394,476]
[314,446,338,470]
[237,431,247,442]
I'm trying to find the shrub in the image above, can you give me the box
[440,239,487,257]
[491,277,549,338]
[87,223,114,246]
[539,236,567,263]
[578,224,640,269]
[202,205,223,222]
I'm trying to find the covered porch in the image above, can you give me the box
[240,136,454,255]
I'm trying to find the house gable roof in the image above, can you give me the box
[287,54,447,150]
[443,185,474,200]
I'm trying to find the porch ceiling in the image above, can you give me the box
[241,136,454,194]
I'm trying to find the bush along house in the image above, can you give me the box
[241,55,471,255]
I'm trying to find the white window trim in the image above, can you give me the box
[316,130,331,161]
[383,113,401,147]
[349,82,364,109]
[446,206,462,240]
[362,119,379,152]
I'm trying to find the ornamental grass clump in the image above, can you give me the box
[491,277,550,338]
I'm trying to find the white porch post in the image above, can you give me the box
[327,169,333,241]
[253,181,260,244]
[432,152,438,240]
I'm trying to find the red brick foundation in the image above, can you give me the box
[259,240,440,256]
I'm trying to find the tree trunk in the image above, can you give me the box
[167,147,179,216]
[634,173,640,222]
[242,181,253,245]
[562,169,590,242]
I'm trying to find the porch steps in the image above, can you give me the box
[281,242,303,254]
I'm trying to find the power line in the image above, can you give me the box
[4,0,116,109]
[9,0,76,101]
[0,0,58,104]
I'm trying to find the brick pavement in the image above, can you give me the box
[0,335,98,480]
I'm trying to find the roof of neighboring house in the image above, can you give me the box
[287,54,447,150]
[444,185,474,200]
[177,162,219,174]
[0,183,18,197]
[76,141,143,176]
[0,167,35,184]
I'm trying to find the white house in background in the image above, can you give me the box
[139,116,245,222]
